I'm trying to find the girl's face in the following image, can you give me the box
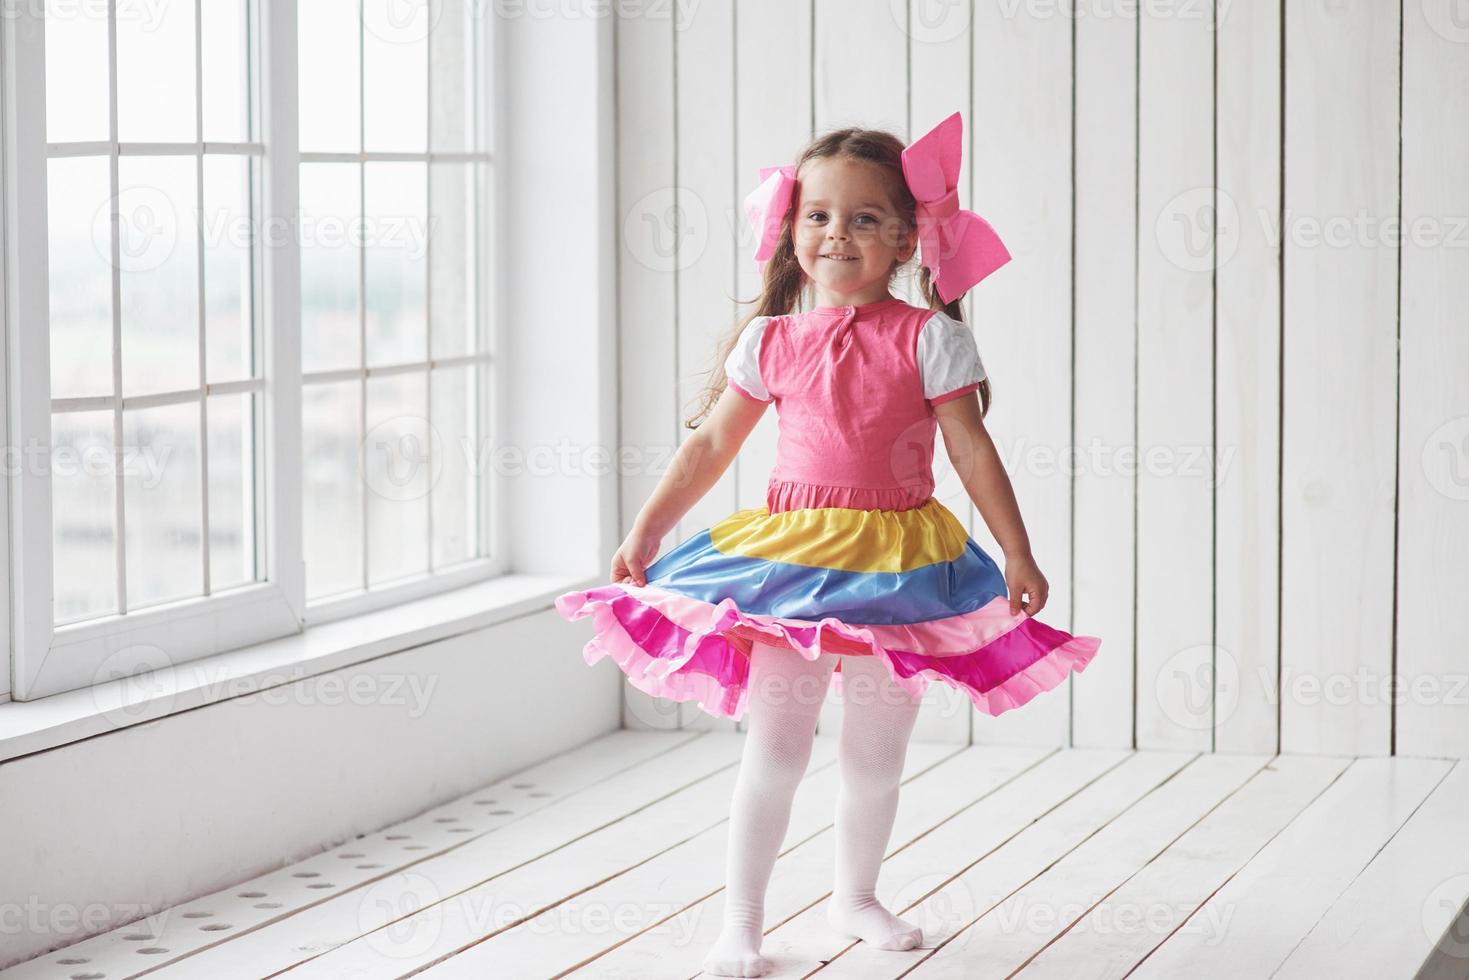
[792,156,915,303]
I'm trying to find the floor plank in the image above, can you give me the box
[1131,756,1455,978]
[895,752,1274,978]
[1273,759,1469,979]
[1017,754,1352,978]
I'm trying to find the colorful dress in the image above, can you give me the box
[554,295,1100,721]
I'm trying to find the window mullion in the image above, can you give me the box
[357,0,368,594]
[106,0,127,616]
[424,0,434,576]
[195,0,211,598]
[261,0,305,623]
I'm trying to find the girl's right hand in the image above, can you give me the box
[610,528,661,587]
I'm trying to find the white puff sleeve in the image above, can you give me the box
[916,310,987,405]
[723,315,774,402]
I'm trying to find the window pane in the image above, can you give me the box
[119,156,199,396]
[298,0,361,153]
[304,381,363,599]
[364,0,428,153]
[123,402,203,609]
[204,155,256,382]
[365,372,430,585]
[48,156,114,399]
[431,365,475,567]
[45,0,110,143]
[116,0,197,142]
[53,411,118,624]
[429,162,475,358]
[429,0,476,152]
[365,162,426,366]
[202,0,251,143]
[208,392,258,591]
[300,163,361,373]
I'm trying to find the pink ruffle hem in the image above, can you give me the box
[555,583,1100,723]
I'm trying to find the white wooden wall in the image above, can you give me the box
[613,0,1469,759]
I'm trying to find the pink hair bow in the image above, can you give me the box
[742,164,798,265]
[901,111,1011,303]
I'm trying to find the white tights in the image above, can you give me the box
[701,641,924,977]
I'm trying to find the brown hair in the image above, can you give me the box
[683,123,994,429]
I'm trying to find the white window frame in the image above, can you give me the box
[2,1,502,702]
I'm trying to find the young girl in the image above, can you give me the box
[555,110,1101,977]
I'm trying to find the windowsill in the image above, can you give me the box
[0,571,600,763]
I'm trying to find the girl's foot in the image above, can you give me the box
[826,895,923,951]
[701,922,772,977]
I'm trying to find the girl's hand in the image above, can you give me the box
[1005,552,1049,618]
[610,528,662,587]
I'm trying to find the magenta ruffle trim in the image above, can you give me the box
[764,476,934,513]
[555,585,1100,722]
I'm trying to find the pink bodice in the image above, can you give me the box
[752,297,952,513]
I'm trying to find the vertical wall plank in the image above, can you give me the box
[1215,0,1282,754]
[1072,7,1138,749]
[730,0,813,733]
[813,0,907,133]
[670,0,740,732]
[969,1,1075,747]
[1397,1,1469,758]
[1135,3,1214,751]
[616,6,680,731]
[908,0,979,744]
[1281,0,1399,756]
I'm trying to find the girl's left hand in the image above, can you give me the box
[1005,553,1049,618]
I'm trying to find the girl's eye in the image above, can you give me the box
[806,211,879,224]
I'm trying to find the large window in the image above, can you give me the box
[3,0,498,701]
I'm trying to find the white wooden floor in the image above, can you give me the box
[6,731,1469,979]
